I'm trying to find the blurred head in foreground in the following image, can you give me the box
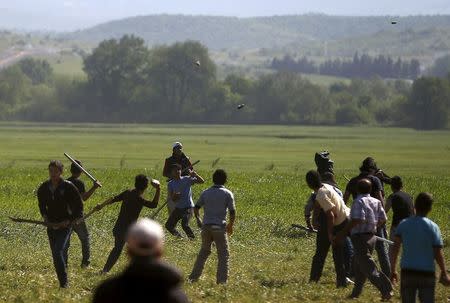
[127,218,164,260]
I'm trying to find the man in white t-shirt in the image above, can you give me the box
[306,170,351,288]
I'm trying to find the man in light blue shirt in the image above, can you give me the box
[189,169,236,284]
[165,164,204,239]
[390,192,450,303]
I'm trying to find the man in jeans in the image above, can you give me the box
[306,170,351,288]
[390,193,450,303]
[189,169,236,284]
[37,160,84,288]
[66,160,101,268]
[336,178,392,300]
[165,164,204,239]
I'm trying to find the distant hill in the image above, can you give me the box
[65,14,450,52]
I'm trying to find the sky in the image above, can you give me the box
[1,0,450,31]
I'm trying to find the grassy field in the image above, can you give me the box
[0,123,449,303]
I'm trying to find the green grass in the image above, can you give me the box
[0,123,449,302]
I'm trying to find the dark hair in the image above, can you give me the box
[171,164,182,171]
[306,170,322,189]
[360,157,378,172]
[135,174,149,191]
[321,172,336,184]
[48,160,64,172]
[357,178,372,195]
[70,160,82,174]
[415,192,433,214]
[390,176,403,191]
[213,169,227,185]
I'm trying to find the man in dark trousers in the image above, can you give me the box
[384,176,414,258]
[165,164,204,239]
[189,169,236,284]
[163,142,193,214]
[93,218,189,303]
[66,160,101,268]
[37,160,84,288]
[92,174,161,273]
[391,193,450,303]
[306,170,351,288]
[344,157,391,278]
[336,179,392,300]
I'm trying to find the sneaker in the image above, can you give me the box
[381,291,393,301]
[81,261,90,268]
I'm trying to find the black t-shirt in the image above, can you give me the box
[387,191,414,226]
[111,189,158,235]
[345,172,383,200]
[93,259,189,303]
[37,179,83,222]
[67,176,86,194]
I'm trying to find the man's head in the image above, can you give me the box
[360,157,378,174]
[48,160,63,183]
[305,170,322,190]
[70,160,82,177]
[172,142,183,157]
[414,192,433,216]
[390,176,403,192]
[171,164,182,179]
[213,169,227,186]
[135,174,149,191]
[126,218,164,259]
[357,178,372,195]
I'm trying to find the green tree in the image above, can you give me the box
[18,58,53,85]
[0,66,31,119]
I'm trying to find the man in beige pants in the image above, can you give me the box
[189,169,236,284]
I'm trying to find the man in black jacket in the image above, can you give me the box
[93,219,189,303]
[37,160,83,288]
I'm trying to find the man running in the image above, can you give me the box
[336,179,393,300]
[165,164,204,239]
[66,159,101,268]
[37,160,83,288]
[92,174,160,273]
[189,169,236,284]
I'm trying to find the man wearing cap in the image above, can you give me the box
[93,219,189,303]
[66,159,101,268]
[189,169,236,284]
[163,142,193,214]
[91,174,161,273]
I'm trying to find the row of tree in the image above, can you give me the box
[0,36,448,129]
[271,53,421,79]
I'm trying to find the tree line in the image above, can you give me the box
[0,35,448,129]
[271,53,421,79]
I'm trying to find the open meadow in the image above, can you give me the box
[0,123,449,303]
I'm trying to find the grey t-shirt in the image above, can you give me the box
[195,185,235,226]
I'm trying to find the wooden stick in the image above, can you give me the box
[9,216,61,229]
[290,224,318,233]
[64,153,102,187]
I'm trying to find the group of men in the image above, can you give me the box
[305,153,450,302]
[36,141,236,297]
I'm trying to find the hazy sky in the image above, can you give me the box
[1,0,450,31]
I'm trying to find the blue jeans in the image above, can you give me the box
[401,270,435,303]
[376,226,391,277]
[165,207,195,238]
[47,227,72,287]
[65,221,91,266]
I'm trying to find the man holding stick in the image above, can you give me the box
[66,159,101,268]
[91,174,161,273]
[37,160,83,288]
